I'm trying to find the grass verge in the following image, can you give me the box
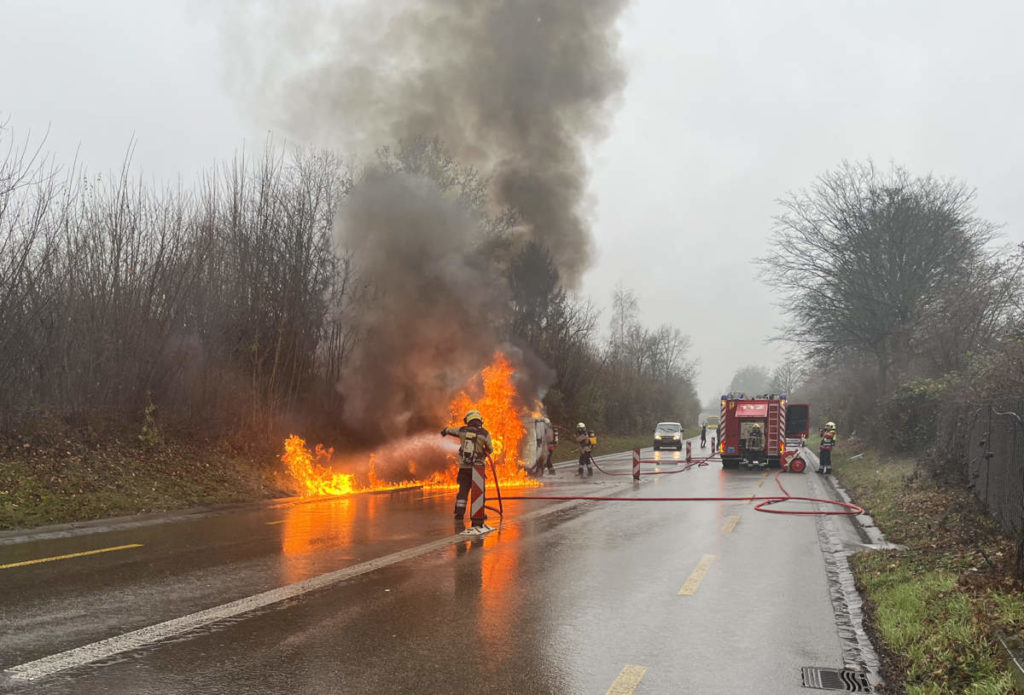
[834,442,1024,694]
[0,436,286,530]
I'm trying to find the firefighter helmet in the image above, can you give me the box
[576,422,586,431]
[464,410,483,425]
[825,421,835,429]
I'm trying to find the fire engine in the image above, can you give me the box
[718,394,810,472]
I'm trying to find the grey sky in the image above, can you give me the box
[3,0,1023,403]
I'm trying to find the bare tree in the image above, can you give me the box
[770,359,807,397]
[762,161,1002,394]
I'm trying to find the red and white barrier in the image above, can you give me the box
[470,462,486,527]
[632,448,640,480]
[685,440,692,463]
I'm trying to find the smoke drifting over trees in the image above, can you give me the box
[219,0,632,440]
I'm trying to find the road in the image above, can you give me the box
[0,437,881,694]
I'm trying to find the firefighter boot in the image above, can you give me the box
[577,466,584,477]
[586,465,593,477]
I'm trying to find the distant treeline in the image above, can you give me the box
[0,132,698,448]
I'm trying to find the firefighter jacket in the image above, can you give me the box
[575,431,593,453]
[820,429,837,451]
[442,424,494,468]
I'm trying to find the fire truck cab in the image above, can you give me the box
[718,394,810,471]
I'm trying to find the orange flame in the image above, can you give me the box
[281,435,355,497]
[281,352,541,497]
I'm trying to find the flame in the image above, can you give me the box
[280,352,541,497]
[438,352,536,488]
[281,435,355,496]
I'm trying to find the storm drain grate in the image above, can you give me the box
[801,666,873,692]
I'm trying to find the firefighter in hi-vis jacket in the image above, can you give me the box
[441,410,494,525]
[818,421,837,474]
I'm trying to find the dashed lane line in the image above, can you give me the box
[3,499,583,684]
[0,544,143,570]
[743,494,754,505]
[678,554,716,595]
[722,515,740,533]
[605,664,648,695]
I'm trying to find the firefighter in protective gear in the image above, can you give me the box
[818,421,837,474]
[575,422,594,477]
[746,423,764,451]
[441,410,494,525]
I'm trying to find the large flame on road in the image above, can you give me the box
[282,353,541,496]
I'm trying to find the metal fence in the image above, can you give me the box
[939,398,1024,542]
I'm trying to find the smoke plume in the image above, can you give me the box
[221,0,629,441]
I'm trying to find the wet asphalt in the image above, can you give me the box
[0,439,874,694]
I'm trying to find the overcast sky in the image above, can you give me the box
[3,0,1023,404]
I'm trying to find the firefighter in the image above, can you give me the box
[746,423,764,451]
[818,421,837,474]
[528,417,557,477]
[575,422,594,477]
[441,410,494,525]
[700,422,708,449]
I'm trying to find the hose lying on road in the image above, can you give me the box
[590,454,712,477]
[497,465,862,517]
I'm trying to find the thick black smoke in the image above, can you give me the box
[221,0,629,442]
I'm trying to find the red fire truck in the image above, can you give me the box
[718,394,810,472]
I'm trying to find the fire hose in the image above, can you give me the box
[590,453,712,477]
[492,457,862,517]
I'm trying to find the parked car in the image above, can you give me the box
[653,422,684,451]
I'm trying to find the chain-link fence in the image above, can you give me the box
[938,397,1024,574]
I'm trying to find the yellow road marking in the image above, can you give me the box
[266,520,286,525]
[0,544,143,570]
[761,471,769,477]
[606,664,648,695]
[678,554,716,595]
[723,515,740,533]
[744,494,754,504]
[756,480,764,488]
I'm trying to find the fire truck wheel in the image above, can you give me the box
[789,457,806,473]
[722,458,740,470]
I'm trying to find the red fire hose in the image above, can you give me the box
[496,465,862,517]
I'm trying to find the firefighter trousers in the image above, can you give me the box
[819,449,832,471]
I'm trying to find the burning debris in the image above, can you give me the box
[282,353,540,497]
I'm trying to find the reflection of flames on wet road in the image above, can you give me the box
[282,353,541,496]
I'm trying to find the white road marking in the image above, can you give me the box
[5,499,582,683]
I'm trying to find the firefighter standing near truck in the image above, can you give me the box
[441,410,494,525]
[818,421,837,474]
[575,422,594,477]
